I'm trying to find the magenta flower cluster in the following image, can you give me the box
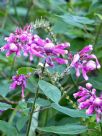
[10,74,27,98]
[1,24,101,122]
[73,83,102,122]
[70,45,101,80]
[1,25,100,78]
[1,25,69,66]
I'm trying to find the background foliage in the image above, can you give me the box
[0,0,102,136]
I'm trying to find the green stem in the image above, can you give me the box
[41,61,46,75]
[59,85,74,104]
[24,0,33,22]
[12,0,17,16]
[12,0,20,25]
[33,105,51,113]
[0,95,18,104]
[46,26,57,44]
[93,22,102,52]
[8,106,18,124]
[69,74,78,89]
[26,61,46,136]
[26,86,39,136]
[11,55,16,74]
[100,123,102,134]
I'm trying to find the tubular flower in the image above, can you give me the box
[1,24,70,66]
[43,39,70,66]
[0,25,45,60]
[10,74,27,98]
[1,25,32,57]
[70,45,101,80]
[73,83,102,122]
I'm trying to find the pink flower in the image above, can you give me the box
[10,75,27,98]
[70,45,101,80]
[1,24,70,66]
[86,83,92,89]
[1,25,44,60]
[86,105,94,115]
[73,83,102,122]
[43,39,69,66]
[52,58,68,65]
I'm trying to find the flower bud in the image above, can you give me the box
[86,83,92,89]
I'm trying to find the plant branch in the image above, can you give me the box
[41,61,46,75]
[0,95,18,105]
[59,85,74,104]
[93,22,102,52]
[33,105,51,113]
[46,26,57,44]
[24,0,33,22]
[26,86,39,136]
[100,123,102,134]
[69,74,78,89]
[26,60,46,136]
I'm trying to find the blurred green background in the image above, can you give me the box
[0,0,102,52]
[0,0,102,135]
[0,0,102,89]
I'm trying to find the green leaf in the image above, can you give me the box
[16,116,28,131]
[48,64,66,74]
[17,67,35,75]
[18,101,29,115]
[38,80,61,103]
[26,77,38,93]
[51,103,87,118]
[0,36,6,47]
[58,13,94,29]
[95,13,102,20]
[9,7,27,16]
[28,98,51,107]
[89,75,102,90]
[0,81,10,97]
[0,120,18,136]
[37,124,87,134]
[36,98,51,107]
[0,102,12,110]
[0,54,8,63]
